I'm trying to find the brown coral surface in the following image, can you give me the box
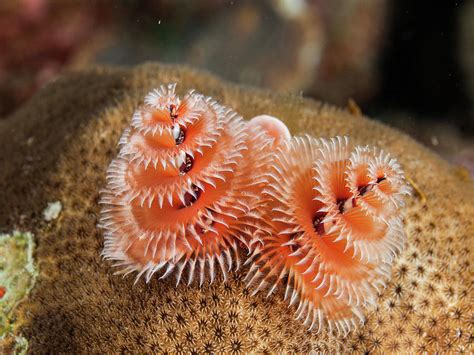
[0,63,472,353]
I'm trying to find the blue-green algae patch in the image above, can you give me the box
[0,231,38,353]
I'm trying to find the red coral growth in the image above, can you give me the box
[0,0,109,116]
[245,136,410,335]
[99,84,275,285]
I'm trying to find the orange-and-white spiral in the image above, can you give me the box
[245,135,410,335]
[99,84,278,285]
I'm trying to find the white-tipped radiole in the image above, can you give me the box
[99,84,278,286]
[245,135,409,335]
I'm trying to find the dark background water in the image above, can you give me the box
[0,0,472,173]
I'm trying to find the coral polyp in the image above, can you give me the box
[99,84,273,285]
[245,136,410,335]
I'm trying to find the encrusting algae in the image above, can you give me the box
[0,63,472,353]
[0,231,37,354]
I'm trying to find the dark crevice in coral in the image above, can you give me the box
[336,199,347,214]
[180,184,202,208]
[358,184,371,196]
[313,212,327,235]
[174,126,186,145]
[179,154,194,175]
[169,104,178,120]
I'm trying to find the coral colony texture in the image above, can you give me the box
[99,84,276,285]
[99,83,409,334]
[246,136,410,335]
[0,63,472,353]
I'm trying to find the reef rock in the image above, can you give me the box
[0,63,472,353]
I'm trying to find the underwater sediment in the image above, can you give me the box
[0,63,472,353]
